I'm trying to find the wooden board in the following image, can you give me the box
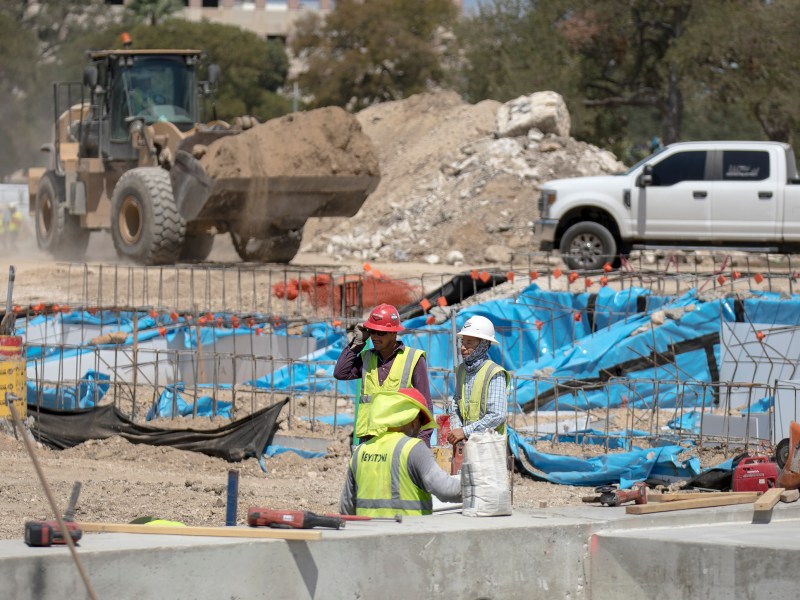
[626,494,756,515]
[78,522,322,540]
[753,488,784,512]
[648,492,760,503]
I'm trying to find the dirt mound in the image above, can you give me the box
[302,90,624,265]
[200,106,380,179]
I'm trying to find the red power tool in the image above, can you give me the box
[591,482,648,507]
[247,507,346,530]
[25,482,83,547]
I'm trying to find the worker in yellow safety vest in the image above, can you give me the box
[339,388,462,517]
[6,203,23,245]
[334,303,432,447]
[447,315,510,445]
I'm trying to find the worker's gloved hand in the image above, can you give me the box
[349,323,369,352]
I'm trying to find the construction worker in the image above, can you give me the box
[0,205,6,248]
[446,315,510,445]
[339,388,462,516]
[6,203,22,246]
[334,303,433,447]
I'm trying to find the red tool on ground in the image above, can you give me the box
[323,513,403,523]
[733,456,779,492]
[590,482,648,507]
[25,482,83,547]
[247,508,345,530]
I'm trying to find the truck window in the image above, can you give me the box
[722,150,769,181]
[650,151,707,186]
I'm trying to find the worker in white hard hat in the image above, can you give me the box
[446,315,510,446]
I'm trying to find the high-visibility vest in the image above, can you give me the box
[356,347,424,438]
[7,211,21,233]
[456,360,510,434]
[350,431,432,516]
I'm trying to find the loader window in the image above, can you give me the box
[111,57,197,138]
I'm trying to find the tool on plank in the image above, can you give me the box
[25,482,83,547]
[324,513,403,523]
[585,482,648,507]
[247,507,346,530]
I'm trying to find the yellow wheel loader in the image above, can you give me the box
[28,48,379,265]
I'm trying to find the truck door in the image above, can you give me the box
[710,149,779,241]
[634,150,710,239]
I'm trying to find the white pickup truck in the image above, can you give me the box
[535,141,800,270]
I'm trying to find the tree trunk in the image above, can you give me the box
[661,66,682,144]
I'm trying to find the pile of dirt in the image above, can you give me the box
[302,90,624,265]
[200,106,380,178]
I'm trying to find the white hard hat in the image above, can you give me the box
[458,315,498,344]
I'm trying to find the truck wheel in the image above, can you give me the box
[35,172,90,260]
[111,168,185,265]
[559,222,617,271]
[230,227,302,263]
[776,437,790,470]
[179,234,215,262]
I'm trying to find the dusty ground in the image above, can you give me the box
[0,248,750,542]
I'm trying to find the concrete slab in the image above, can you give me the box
[2,503,799,599]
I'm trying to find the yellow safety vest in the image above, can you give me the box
[356,347,424,438]
[350,431,432,516]
[456,360,510,434]
[7,211,21,233]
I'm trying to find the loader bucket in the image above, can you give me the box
[172,150,378,229]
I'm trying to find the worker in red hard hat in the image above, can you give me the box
[334,303,433,448]
[339,388,461,516]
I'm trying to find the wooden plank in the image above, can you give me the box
[648,492,760,503]
[780,489,800,503]
[753,488,784,512]
[626,495,756,515]
[78,522,322,541]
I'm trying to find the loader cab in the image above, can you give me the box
[87,50,202,163]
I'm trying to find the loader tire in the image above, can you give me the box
[179,233,215,262]
[230,227,302,264]
[35,171,90,261]
[111,168,185,265]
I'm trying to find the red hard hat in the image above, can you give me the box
[364,303,404,332]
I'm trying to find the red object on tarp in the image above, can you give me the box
[733,456,778,492]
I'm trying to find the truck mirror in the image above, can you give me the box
[208,64,221,86]
[637,164,653,187]
[83,66,98,88]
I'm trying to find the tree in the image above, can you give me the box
[126,0,184,26]
[290,0,458,109]
[678,0,800,144]
[0,0,113,178]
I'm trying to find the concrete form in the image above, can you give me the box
[2,502,799,599]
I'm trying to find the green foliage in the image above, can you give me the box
[126,0,183,26]
[457,0,800,158]
[291,0,458,109]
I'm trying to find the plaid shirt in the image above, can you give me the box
[448,359,507,438]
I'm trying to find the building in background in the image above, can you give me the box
[106,0,464,39]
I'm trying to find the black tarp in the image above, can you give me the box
[397,272,509,321]
[26,398,289,462]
